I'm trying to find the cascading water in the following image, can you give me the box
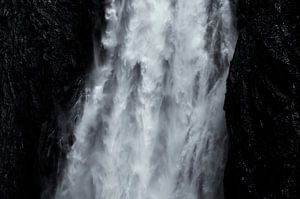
[55,0,236,198]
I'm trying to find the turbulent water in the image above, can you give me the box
[55,0,236,198]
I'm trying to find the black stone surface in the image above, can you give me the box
[224,0,299,198]
[0,1,105,198]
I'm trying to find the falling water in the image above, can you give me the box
[55,0,236,198]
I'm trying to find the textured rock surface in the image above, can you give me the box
[224,0,299,198]
[0,1,106,198]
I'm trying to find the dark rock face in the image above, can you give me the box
[224,0,299,198]
[0,1,105,198]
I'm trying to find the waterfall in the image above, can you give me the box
[55,0,236,198]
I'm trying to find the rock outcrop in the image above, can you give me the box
[0,1,105,198]
[224,0,299,198]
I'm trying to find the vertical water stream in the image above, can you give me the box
[55,0,236,198]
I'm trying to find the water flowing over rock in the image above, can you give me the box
[55,0,236,199]
[1,1,298,199]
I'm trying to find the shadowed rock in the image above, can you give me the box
[224,0,299,198]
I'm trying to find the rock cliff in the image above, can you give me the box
[224,0,299,198]
[0,1,105,198]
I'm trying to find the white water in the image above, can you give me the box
[55,0,236,198]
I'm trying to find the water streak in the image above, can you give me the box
[55,0,236,198]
